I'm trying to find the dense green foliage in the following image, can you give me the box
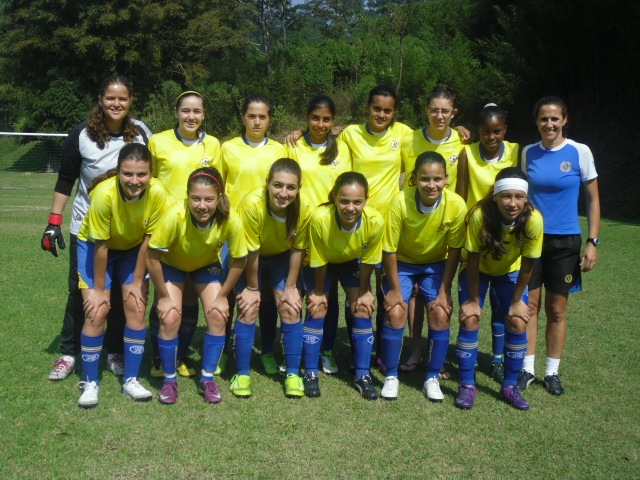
[1,0,639,218]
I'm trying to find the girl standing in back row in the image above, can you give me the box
[42,75,152,382]
[148,90,222,379]
[455,102,520,384]
[221,94,286,376]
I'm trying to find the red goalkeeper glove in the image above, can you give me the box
[41,213,66,257]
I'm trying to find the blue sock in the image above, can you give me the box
[456,327,479,385]
[503,330,527,387]
[149,307,160,358]
[352,317,373,378]
[123,326,146,381]
[80,332,104,383]
[158,335,178,382]
[282,321,303,376]
[491,321,505,364]
[233,321,256,376]
[178,304,198,359]
[201,332,226,382]
[381,324,404,377]
[302,316,324,375]
[321,294,339,352]
[259,299,278,355]
[426,327,450,380]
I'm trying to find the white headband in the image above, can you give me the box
[494,178,528,195]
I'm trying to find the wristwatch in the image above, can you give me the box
[586,237,600,247]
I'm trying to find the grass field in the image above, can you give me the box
[0,171,639,479]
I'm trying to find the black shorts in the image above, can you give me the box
[529,234,582,294]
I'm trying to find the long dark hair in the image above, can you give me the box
[267,158,302,243]
[466,167,534,261]
[88,143,152,193]
[306,95,338,166]
[87,75,140,149]
[188,167,230,224]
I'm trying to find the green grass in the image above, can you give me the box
[1,174,639,478]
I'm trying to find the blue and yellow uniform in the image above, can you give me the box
[149,129,221,202]
[237,187,312,290]
[456,206,543,401]
[402,127,464,191]
[340,122,412,215]
[304,202,385,384]
[149,200,247,275]
[381,186,466,382]
[77,175,169,393]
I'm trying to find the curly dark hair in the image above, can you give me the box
[86,75,140,149]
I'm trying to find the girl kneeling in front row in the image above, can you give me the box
[77,143,169,408]
[147,167,247,404]
[455,168,543,410]
[304,172,384,399]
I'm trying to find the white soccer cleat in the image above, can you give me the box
[423,377,444,402]
[78,381,99,408]
[381,376,399,400]
[49,355,75,381]
[122,377,153,402]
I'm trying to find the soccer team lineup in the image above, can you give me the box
[41,75,600,410]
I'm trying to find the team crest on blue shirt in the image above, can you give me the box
[208,265,223,275]
[560,161,572,173]
[201,157,211,166]
[448,155,458,165]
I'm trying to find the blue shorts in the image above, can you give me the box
[235,251,301,292]
[302,259,361,293]
[382,260,445,303]
[458,269,528,324]
[77,239,139,290]
[162,261,224,285]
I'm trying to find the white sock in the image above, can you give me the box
[522,355,535,375]
[545,357,561,376]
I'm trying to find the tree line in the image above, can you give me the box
[1,0,638,218]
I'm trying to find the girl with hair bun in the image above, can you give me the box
[454,101,520,384]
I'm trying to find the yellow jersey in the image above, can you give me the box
[78,177,169,251]
[220,136,285,207]
[284,135,351,208]
[339,122,413,215]
[464,141,519,209]
[148,200,248,272]
[238,188,312,257]
[401,127,463,191]
[149,129,222,202]
[383,187,467,264]
[463,207,544,276]
[308,204,384,267]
